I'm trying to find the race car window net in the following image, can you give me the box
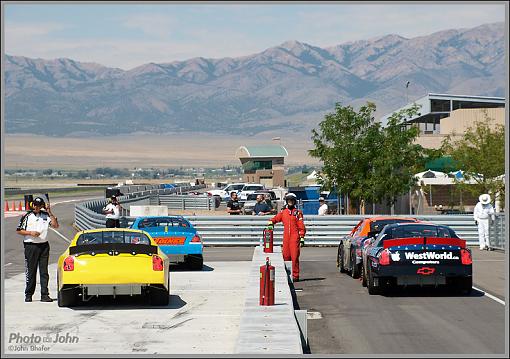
[76,231,151,246]
[388,225,458,240]
[70,243,158,256]
[370,219,416,233]
[137,218,190,229]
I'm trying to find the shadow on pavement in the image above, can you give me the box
[169,263,214,272]
[69,294,187,310]
[295,277,326,283]
[381,286,485,298]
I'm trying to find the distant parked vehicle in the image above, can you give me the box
[207,183,246,202]
[238,184,265,201]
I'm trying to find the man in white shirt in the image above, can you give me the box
[16,197,59,302]
[318,197,328,216]
[103,195,121,228]
[473,193,495,251]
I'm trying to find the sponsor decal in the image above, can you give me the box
[417,267,436,275]
[154,237,186,245]
[404,251,459,260]
[390,252,401,262]
[412,260,440,264]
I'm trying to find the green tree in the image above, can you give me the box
[441,112,505,207]
[309,102,425,213]
[309,102,380,212]
[370,104,424,208]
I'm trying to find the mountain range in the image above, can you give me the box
[5,22,505,136]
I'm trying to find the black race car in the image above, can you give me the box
[337,217,418,279]
[362,222,472,295]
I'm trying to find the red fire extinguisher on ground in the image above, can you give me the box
[263,228,274,253]
[260,257,275,306]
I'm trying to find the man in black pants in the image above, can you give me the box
[102,195,122,228]
[16,197,59,302]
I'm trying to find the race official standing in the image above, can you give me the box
[103,195,121,228]
[318,197,328,216]
[267,193,306,281]
[473,193,495,250]
[16,197,59,302]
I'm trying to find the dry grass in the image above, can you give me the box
[4,132,320,169]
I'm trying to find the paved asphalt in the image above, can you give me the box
[294,247,506,354]
[2,198,507,355]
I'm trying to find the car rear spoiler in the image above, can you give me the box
[70,243,158,256]
[383,237,466,249]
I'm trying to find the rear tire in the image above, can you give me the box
[213,196,221,208]
[351,249,361,279]
[367,265,380,295]
[361,263,367,287]
[186,254,203,271]
[337,245,346,273]
[455,277,473,295]
[57,270,79,307]
[57,285,79,307]
[149,285,169,306]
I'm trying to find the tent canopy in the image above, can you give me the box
[425,156,458,172]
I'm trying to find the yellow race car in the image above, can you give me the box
[57,228,170,307]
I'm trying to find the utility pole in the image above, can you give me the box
[405,81,410,104]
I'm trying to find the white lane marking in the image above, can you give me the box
[473,286,505,305]
[4,263,12,267]
[49,228,71,243]
[3,211,24,218]
[307,311,323,320]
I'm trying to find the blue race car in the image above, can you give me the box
[130,216,203,270]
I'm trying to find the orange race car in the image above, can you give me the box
[337,216,419,278]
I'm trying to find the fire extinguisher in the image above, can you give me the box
[263,228,274,253]
[260,257,275,306]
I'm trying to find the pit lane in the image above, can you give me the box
[4,261,251,354]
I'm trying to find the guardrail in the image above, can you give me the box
[159,194,214,210]
[74,184,207,230]
[74,190,488,247]
[182,215,481,246]
[77,214,479,246]
[489,213,506,250]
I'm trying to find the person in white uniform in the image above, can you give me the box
[103,195,121,228]
[318,197,328,216]
[16,196,59,302]
[473,193,495,251]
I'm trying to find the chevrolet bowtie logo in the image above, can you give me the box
[417,267,436,275]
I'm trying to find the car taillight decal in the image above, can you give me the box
[417,267,436,275]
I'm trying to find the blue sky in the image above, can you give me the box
[4,3,506,70]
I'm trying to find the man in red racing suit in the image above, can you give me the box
[268,193,306,281]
